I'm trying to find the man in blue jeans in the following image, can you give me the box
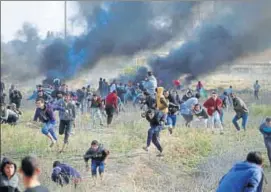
[259,117,271,166]
[33,98,63,148]
[84,140,109,182]
[230,93,249,131]
[164,90,179,135]
[143,109,165,157]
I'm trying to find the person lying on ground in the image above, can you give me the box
[143,109,165,157]
[259,117,271,166]
[19,156,49,192]
[217,151,265,192]
[51,161,81,188]
[84,140,109,182]
[0,157,20,192]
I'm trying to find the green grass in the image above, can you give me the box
[250,104,271,117]
[2,103,271,191]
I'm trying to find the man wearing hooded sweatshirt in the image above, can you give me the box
[0,157,20,192]
[51,161,81,188]
[259,117,271,166]
[217,151,264,192]
[203,91,223,134]
[55,93,76,153]
[155,87,169,124]
[180,93,200,127]
[230,93,249,131]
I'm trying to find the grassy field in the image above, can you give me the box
[1,99,271,191]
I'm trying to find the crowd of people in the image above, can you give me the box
[0,72,269,191]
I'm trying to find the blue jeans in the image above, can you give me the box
[232,113,248,130]
[41,122,57,140]
[91,160,105,176]
[220,110,224,124]
[167,114,177,128]
[146,126,162,152]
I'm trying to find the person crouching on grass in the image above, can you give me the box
[33,98,63,148]
[83,140,109,183]
[51,161,81,188]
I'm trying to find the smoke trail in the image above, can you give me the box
[40,1,197,79]
[148,0,271,86]
[1,22,41,81]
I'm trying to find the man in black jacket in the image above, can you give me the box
[164,90,179,134]
[9,90,22,109]
[143,110,165,156]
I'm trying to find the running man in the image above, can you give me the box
[33,98,61,148]
[84,140,110,182]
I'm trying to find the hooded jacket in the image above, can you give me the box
[0,158,20,192]
[232,97,249,116]
[51,163,81,186]
[156,87,169,114]
[56,99,76,121]
[217,161,263,192]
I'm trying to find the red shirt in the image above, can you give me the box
[203,97,223,116]
[173,80,181,86]
[105,92,118,108]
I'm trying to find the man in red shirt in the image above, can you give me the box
[203,91,224,134]
[105,90,118,126]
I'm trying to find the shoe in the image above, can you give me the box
[157,152,164,157]
[142,146,149,152]
[168,128,173,135]
[49,142,55,148]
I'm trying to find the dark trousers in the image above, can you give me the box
[59,120,72,144]
[264,137,271,164]
[147,126,162,152]
[105,105,114,125]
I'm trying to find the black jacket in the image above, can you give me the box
[146,110,165,127]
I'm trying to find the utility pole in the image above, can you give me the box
[64,1,67,39]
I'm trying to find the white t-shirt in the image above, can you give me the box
[110,84,116,93]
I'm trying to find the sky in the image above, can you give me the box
[1,1,83,42]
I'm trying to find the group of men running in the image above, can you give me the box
[0,71,270,191]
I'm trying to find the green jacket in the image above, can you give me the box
[232,97,249,116]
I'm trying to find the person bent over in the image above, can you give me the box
[231,93,249,131]
[51,161,81,188]
[33,98,61,148]
[259,117,271,166]
[217,151,264,192]
[143,110,165,157]
[84,140,109,182]
[203,91,223,134]
[191,104,208,128]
